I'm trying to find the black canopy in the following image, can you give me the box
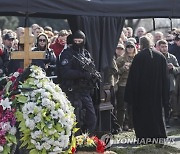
[1,0,179,82]
[0,0,179,18]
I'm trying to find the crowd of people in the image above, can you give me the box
[1,23,180,139]
[111,26,180,140]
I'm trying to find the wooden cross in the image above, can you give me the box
[10,27,45,68]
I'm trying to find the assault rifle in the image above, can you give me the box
[73,53,102,82]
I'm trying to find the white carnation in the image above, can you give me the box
[9,126,17,135]
[0,145,3,152]
[13,72,20,77]
[25,119,35,130]
[42,142,51,150]
[51,111,58,119]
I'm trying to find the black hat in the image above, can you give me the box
[73,30,85,39]
[3,33,15,40]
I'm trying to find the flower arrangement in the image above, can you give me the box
[11,65,76,153]
[72,133,106,153]
[0,69,22,154]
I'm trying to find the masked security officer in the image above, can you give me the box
[57,30,97,133]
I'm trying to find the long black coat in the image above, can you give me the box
[124,48,170,140]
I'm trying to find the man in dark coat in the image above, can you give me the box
[124,36,170,144]
[57,30,97,134]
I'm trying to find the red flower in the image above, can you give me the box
[71,147,76,154]
[11,95,16,101]
[17,68,24,73]
[0,49,3,56]
[0,136,6,145]
[10,76,16,82]
[92,136,105,153]
[0,105,3,119]
[96,139,105,153]
[11,108,16,113]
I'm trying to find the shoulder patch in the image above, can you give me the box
[61,59,68,65]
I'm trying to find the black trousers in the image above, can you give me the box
[67,90,97,133]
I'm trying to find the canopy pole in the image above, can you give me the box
[24,13,29,28]
[169,18,173,31]
[153,18,155,31]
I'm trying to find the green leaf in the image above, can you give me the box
[27,144,35,149]
[55,123,63,132]
[15,111,24,121]
[19,139,29,148]
[3,145,10,154]
[4,81,13,95]
[29,149,39,154]
[21,83,31,89]
[73,128,80,133]
[26,78,35,85]
[42,148,47,154]
[7,134,17,144]
[41,122,45,129]
[17,95,28,103]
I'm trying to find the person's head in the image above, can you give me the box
[116,43,125,57]
[12,38,19,50]
[3,32,15,49]
[31,24,39,34]
[44,30,54,42]
[127,37,137,44]
[166,34,174,44]
[125,41,137,57]
[136,27,146,38]
[72,30,86,51]
[126,27,133,38]
[139,36,153,50]
[156,39,168,55]
[57,30,68,45]
[123,27,128,37]
[44,26,52,32]
[174,33,180,47]
[16,27,25,40]
[154,31,164,43]
[36,33,48,50]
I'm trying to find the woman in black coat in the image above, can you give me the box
[32,33,56,76]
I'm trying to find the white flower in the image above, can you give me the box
[42,98,50,107]
[2,122,11,131]
[31,139,36,145]
[53,146,62,153]
[42,142,51,150]
[30,91,36,98]
[0,98,12,110]
[47,138,54,145]
[57,109,65,117]
[37,82,43,88]
[25,119,35,130]
[22,102,36,114]
[48,124,53,129]
[9,126,17,135]
[34,114,41,123]
[41,92,51,98]
[51,111,58,119]
[35,142,43,150]
[0,145,3,152]
[13,72,20,77]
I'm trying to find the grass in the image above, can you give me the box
[110,144,180,154]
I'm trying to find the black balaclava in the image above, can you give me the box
[72,30,86,52]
